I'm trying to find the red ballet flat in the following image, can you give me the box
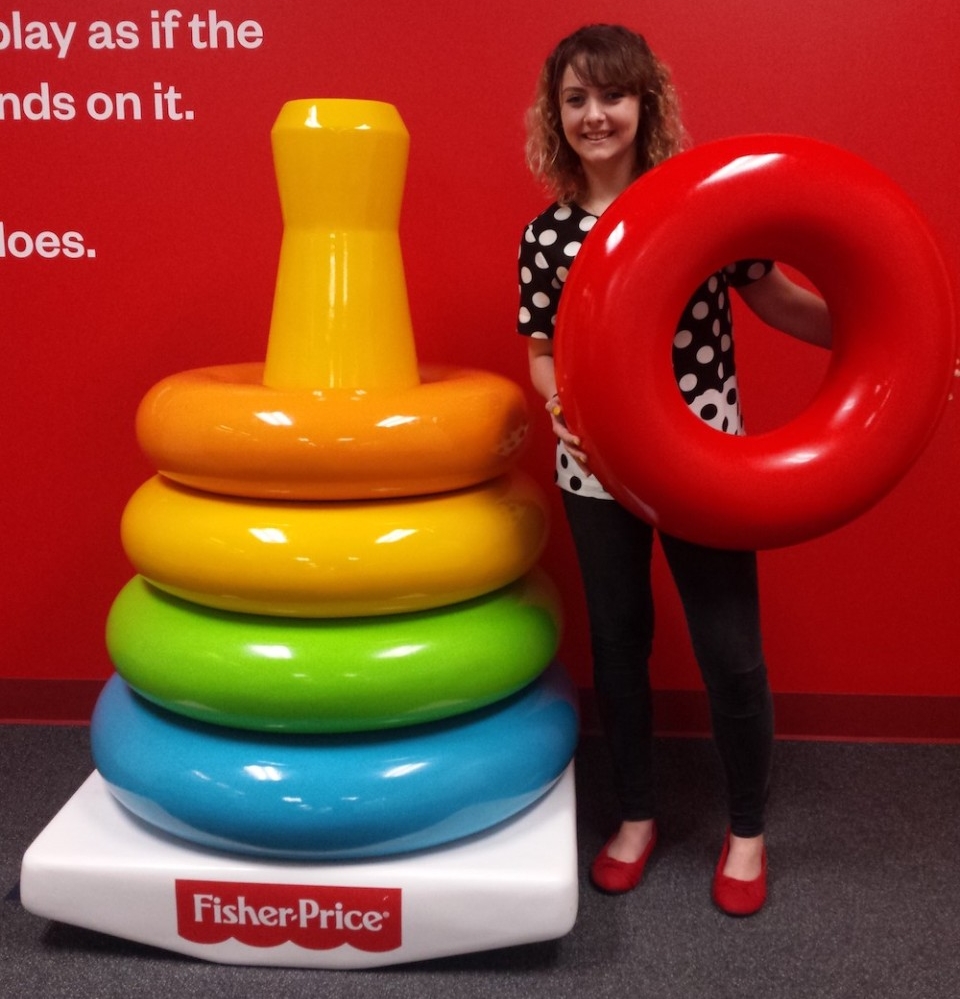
[590,824,658,894]
[711,830,768,916]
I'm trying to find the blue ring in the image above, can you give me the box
[91,663,579,859]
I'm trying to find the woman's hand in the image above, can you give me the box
[529,339,590,470]
[545,393,590,469]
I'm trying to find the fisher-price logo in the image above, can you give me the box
[175,880,402,953]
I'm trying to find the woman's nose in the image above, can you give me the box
[584,99,605,121]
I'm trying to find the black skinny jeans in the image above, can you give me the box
[562,490,774,838]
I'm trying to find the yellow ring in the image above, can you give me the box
[121,472,549,617]
[136,362,529,500]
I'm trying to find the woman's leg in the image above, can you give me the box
[658,533,774,844]
[561,492,657,824]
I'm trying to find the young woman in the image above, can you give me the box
[517,24,831,915]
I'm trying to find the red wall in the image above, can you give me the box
[3,1,958,708]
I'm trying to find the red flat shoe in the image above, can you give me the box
[590,824,658,894]
[711,831,767,916]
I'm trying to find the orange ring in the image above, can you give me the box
[556,135,956,549]
[136,362,529,500]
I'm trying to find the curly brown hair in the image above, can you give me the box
[525,24,688,204]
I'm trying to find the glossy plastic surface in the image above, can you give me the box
[107,572,562,732]
[93,99,568,874]
[121,472,549,617]
[136,363,529,500]
[91,663,579,860]
[556,134,957,549]
[263,99,420,391]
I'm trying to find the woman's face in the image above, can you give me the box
[558,63,640,176]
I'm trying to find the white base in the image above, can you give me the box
[20,766,578,968]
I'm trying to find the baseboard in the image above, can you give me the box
[1,679,106,725]
[3,679,959,742]
[576,689,960,743]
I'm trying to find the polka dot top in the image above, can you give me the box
[517,200,772,499]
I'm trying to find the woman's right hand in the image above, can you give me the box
[528,341,591,471]
[545,394,590,470]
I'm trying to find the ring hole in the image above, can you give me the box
[675,262,831,435]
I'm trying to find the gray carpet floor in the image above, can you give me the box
[3,724,959,998]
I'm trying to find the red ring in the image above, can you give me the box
[555,134,956,549]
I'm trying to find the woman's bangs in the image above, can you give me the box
[568,48,639,94]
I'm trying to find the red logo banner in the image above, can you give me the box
[175,880,402,952]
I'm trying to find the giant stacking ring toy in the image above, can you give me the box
[91,663,579,860]
[121,472,548,617]
[556,134,957,549]
[90,100,570,879]
[137,364,528,500]
[107,572,562,732]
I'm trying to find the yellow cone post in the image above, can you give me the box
[263,99,421,391]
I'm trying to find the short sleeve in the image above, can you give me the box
[517,223,562,339]
[723,259,773,287]
[517,204,596,339]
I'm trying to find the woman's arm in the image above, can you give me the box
[527,337,589,466]
[737,265,833,348]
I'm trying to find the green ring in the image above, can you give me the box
[107,572,562,733]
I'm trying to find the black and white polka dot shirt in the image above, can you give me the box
[517,200,771,499]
